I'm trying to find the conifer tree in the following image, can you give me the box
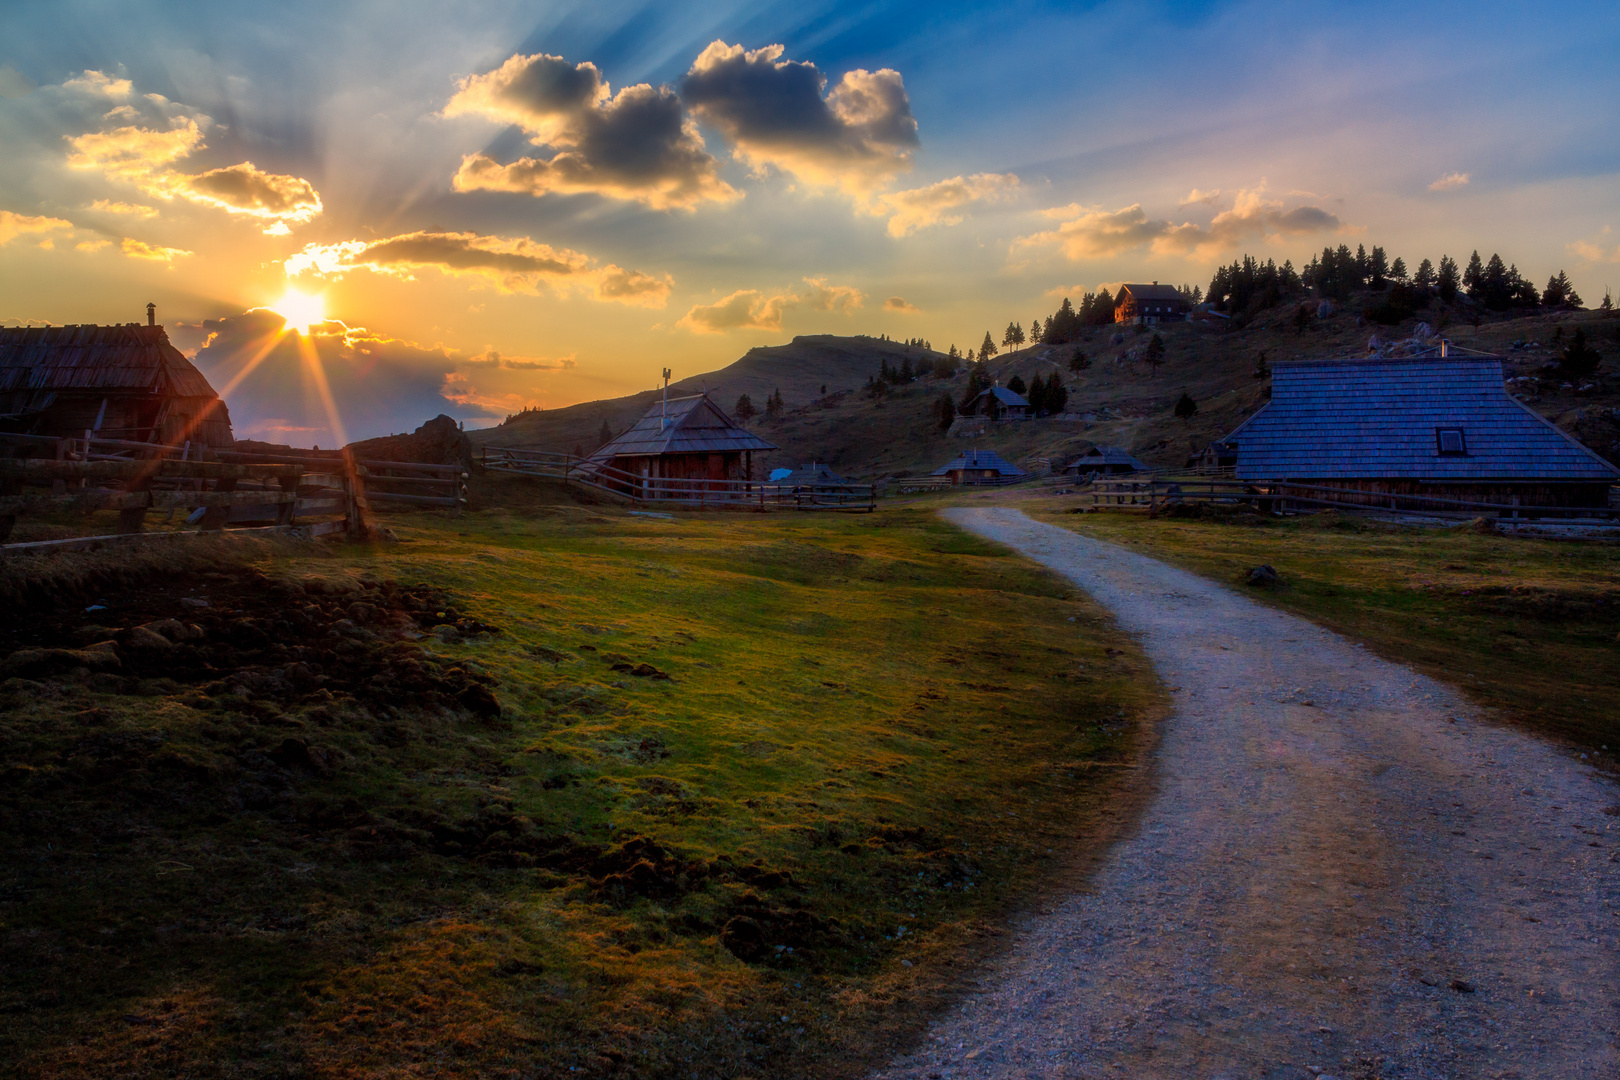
[980,331,998,359]
[598,420,613,446]
[1174,392,1198,423]
[1437,256,1461,302]
[1414,258,1436,289]
[937,393,956,432]
[1463,251,1485,297]
[1144,333,1166,375]
[1006,374,1027,396]
[1068,347,1091,372]
[1559,328,1602,378]
[733,394,756,422]
[1391,257,1408,282]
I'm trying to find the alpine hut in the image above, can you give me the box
[1114,283,1190,325]
[779,462,852,490]
[0,311,233,449]
[588,391,776,497]
[1064,445,1150,478]
[1222,353,1620,514]
[962,384,1032,421]
[931,449,1028,485]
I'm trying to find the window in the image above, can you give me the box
[1436,427,1467,455]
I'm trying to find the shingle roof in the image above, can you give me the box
[590,392,776,459]
[1120,283,1185,303]
[968,386,1030,408]
[1226,357,1619,482]
[0,323,218,398]
[782,462,848,484]
[1075,445,1150,470]
[931,449,1028,477]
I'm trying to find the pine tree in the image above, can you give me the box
[1463,251,1485,298]
[1559,329,1602,378]
[980,331,998,359]
[960,360,992,413]
[1294,304,1312,333]
[1369,246,1390,288]
[1144,333,1166,375]
[1068,348,1090,373]
[765,388,784,419]
[1006,374,1027,396]
[734,393,756,422]
[1027,374,1046,414]
[937,393,956,432]
[1174,392,1198,423]
[900,357,913,381]
[1355,244,1370,285]
[1033,316,1045,344]
[1602,288,1614,313]
[597,419,613,446]
[1046,374,1068,414]
[1542,271,1582,310]
[1413,258,1435,289]
[1437,256,1460,302]
[1391,257,1408,282]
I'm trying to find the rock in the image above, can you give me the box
[432,624,462,644]
[456,684,501,719]
[1316,300,1335,318]
[719,916,765,963]
[122,624,177,652]
[179,597,209,609]
[347,601,380,624]
[1449,978,1475,993]
[1244,565,1278,587]
[0,641,121,678]
[631,662,672,680]
[143,618,200,641]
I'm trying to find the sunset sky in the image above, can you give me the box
[2,0,1618,444]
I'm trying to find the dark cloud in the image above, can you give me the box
[446,53,736,210]
[682,41,918,192]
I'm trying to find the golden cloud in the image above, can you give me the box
[164,162,323,224]
[1428,171,1470,191]
[0,210,73,246]
[285,230,672,307]
[89,199,159,218]
[1568,228,1620,263]
[67,118,204,180]
[683,41,918,194]
[446,53,736,211]
[877,172,1019,236]
[464,349,577,371]
[800,276,864,313]
[675,289,792,334]
[121,237,192,261]
[1178,187,1222,207]
[1020,183,1347,261]
[883,296,920,313]
[76,239,112,252]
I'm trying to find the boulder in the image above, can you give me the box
[1244,565,1279,587]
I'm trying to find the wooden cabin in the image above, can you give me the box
[962,385,1031,421]
[779,462,852,490]
[1064,445,1150,477]
[1114,283,1190,325]
[588,392,776,494]
[0,317,233,448]
[1223,355,1620,513]
[931,449,1028,485]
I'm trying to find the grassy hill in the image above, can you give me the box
[471,309,1620,479]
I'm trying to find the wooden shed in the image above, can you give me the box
[1223,355,1620,512]
[1064,445,1150,477]
[962,385,1031,421]
[0,320,233,448]
[931,449,1028,485]
[588,392,776,491]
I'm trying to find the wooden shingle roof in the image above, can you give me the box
[1119,283,1185,302]
[1075,445,1150,470]
[931,449,1027,477]
[590,392,776,459]
[0,324,217,398]
[1227,357,1619,482]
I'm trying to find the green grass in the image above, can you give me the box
[0,498,1162,1079]
[1031,500,1620,753]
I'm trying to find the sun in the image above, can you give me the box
[270,287,326,335]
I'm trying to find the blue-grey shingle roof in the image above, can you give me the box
[589,392,776,459]
[1227,358,1619,482]
[932,449,1027,477]
[1076,445,1150,470]
[967,386,1031,409]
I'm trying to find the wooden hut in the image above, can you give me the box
[931,449,1027,485]
[1064,445,1149,477]
[779,462,852,490]
[588,392,776,493]
[1223,355,1620,512]
[962,385,1031,421]
[1114,283,1190,325]
[0,318,234,448]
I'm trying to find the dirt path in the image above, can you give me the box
[875,507,1617,1080]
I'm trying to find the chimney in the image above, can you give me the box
[1152,280,1157,286]
[146,302,155,327]
[1440,339,1448,357]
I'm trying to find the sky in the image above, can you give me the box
[2,0,1618,444]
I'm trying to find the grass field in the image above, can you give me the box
[0,495,1163,1079]
[1030,498,1620,756]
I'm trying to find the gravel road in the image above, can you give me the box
[874,507,1618,1080]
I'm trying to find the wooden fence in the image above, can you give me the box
[1082,474,1620,523]
[0,432,468,550]
[482,447,875,511]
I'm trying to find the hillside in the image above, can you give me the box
[471,310,1620,478]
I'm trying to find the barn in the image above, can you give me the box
[932,449,1028,485]
[588,392,776,494]
[0,316,234,448]
[1223,355,1620,514]
[1064,445,1150,477]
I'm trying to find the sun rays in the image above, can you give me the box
[269,287,326,336]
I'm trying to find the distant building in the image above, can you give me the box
[779,462,851,489]
[1223,354,1620,512]
[0,317,233,447]
[1184,440,1238,470]
[588,391,776,493]
[1064,445,1150,477]
[1114,283,1190,325]
[931,449,1028,485]
[962,385,1031,421]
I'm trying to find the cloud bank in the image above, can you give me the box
[285,230,672,306]
[0,210,73,246]
[676,276,864,333]
[877,172,1019,236]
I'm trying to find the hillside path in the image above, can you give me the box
[874,506,1617,1080]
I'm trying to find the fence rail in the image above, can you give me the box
[1,432,469,549]
[1082,474,1619,522]
[482,446,875,511]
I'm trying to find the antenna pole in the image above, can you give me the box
[661,368,671,430]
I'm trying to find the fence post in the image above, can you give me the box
[341,448,371,539]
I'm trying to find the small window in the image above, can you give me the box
[1436,427,1467,455]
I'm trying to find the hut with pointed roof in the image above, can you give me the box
[931,449,1028,486]
[1064,445,1150,478]
[1114,283,1190,325]
[588,391,776,492]
[0,318,233,448]
[1223,354,1619,512]
[962,384,1031,421]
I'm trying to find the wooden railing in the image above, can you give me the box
[482,446,875,511]
[1082,474,1619,522]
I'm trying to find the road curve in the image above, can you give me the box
[873,507,1618,1080]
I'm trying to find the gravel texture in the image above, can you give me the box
[873,507,1618,1080]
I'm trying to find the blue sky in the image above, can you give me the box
[2,0,1617,442]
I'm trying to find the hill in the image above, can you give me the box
[471,311,1620,478]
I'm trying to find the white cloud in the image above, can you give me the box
[1428,171,1470,191]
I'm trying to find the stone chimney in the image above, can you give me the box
[146,302,155,326]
